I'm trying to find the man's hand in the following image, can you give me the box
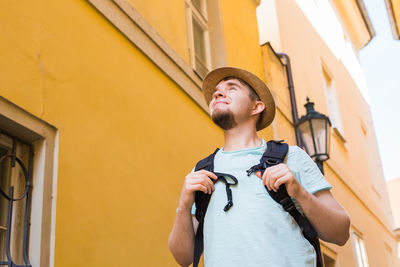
[255,163,306,199]
[169,170,217,266]
[178,170,218,211]
[257,163,350,245]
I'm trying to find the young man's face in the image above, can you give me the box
[209,78,261,130]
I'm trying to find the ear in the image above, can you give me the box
[252,101,265,116]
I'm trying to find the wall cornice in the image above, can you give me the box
[87,0,209,112]
[385,0,400,40]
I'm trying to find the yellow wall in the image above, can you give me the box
[387,178,400,229]
[126,0,190,63]
[388,0,400,38]
[220,0,264,78]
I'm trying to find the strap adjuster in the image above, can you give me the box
[224,200,233,211]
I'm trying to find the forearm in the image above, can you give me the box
[169,169,216,265]
[168,207,196,266]
[295,189,350,246]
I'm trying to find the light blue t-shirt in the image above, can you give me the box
[191,139,332,267]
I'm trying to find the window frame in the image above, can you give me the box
[321,62,346,142]
[185,0,212,79]
[0,97,58,267]
[320,241,338,267]
[0,132,33,265]
[351,231,370,267]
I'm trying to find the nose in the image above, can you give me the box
[212,88,225,99]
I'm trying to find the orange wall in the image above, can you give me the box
[387,178,400,229]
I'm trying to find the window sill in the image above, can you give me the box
[332,127,348,151]
[333,127,346,143]
[371,184,382,199]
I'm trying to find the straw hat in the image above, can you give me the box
[202,67,276,131]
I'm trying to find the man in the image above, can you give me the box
[168,67,350,267]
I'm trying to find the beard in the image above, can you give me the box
[211,109,238,130]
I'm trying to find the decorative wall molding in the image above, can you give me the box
[87,0,209,113]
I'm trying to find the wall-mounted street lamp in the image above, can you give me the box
[296,97,331,174]
[270,47,331,174]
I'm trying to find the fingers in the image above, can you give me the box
[187,184,208,194]
[184,170,217,195]
[199,170,218,180]
[266,171,287,192]
[273,175,290,191]
[259,164,290,192]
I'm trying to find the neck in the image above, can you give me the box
[223,121,261,152]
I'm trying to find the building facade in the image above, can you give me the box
[387,178,400,260]
[385,0,400,39]
[0,0,398,266]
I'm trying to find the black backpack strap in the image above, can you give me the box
[193,149,239,267]
[194,148,219,222]
[193,149,218,267]
[194,148,219,172]
[247,140,323,267]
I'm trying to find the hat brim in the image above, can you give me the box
[202,67,276,131]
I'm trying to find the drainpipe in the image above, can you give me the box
[276,53,302,147]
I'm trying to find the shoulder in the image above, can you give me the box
[288,145,302,154]
[285,145,333,193]
[194,148,220,171]
[285,145,317,170]
[286,145,308,160]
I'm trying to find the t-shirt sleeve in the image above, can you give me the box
[287,146,332,194]
[190,167,196,215]
[191,203,196,215]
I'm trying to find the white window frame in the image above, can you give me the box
[321,63,346,142]
[185,0,212,79]
[397,241,400,260]
[320,242,338,267]
[0,97,59,267]
[352,231,370,267]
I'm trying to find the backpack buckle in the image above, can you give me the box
[266,158,279,165]
[223,200,233,212]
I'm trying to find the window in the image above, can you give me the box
[0,132,33,266]
[384,242,396,266]
[322,253,336,267]
[352,232,369,267]
[0,97,58,267]
[321,243,337,267]
[186,0,211,78]
[397,241,400,259]
[322,66,345,140]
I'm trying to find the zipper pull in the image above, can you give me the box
[246,164,262,176]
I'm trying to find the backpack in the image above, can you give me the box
[193,140,322,267]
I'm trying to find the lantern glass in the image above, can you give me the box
[298,118,331,161]
[298,120,315,157]
[310,118,330,161]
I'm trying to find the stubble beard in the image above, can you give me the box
[211,109,238,130]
